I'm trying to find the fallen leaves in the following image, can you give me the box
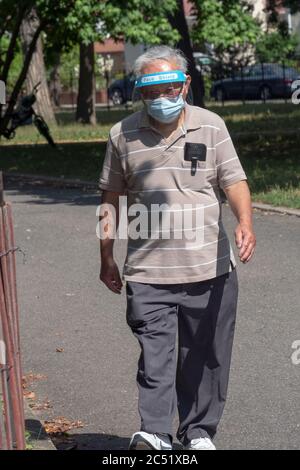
[22,372,47,390]
[29,400,52,411]
[22,372,48,403]
[22,371,83,448]
[44,417,84,436]
[23,391,36,400]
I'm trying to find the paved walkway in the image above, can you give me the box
[4,180,300,450]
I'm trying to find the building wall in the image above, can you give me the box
[291,13,300,57]
[251,0,268,31]
[124,43,146,74]
[94,39,125,77]
[291,12,300,34]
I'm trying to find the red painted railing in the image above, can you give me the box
[0,171,25,450]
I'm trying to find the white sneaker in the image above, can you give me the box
[128,431,172,450]
[185,437,216,450]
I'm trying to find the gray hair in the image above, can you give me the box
[133,45,188,76]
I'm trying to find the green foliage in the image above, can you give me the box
[0,0,180,123]
[100,0,179,45]
[191,0,261,64]
[59,46,80,89]
[258,0,300,62]
[191,0,300,67]
[0,0,179,80]
[255,31,299,63]
[39,0,179,55]
[38,0,179,72]
[0,35,23,93]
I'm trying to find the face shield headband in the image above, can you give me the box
[134,70,187,89]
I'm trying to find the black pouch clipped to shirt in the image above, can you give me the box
[184,143,207,175]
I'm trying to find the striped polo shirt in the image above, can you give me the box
[98,103,247,284]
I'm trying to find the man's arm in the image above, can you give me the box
[99,190,123,294]
[223,180,256,263]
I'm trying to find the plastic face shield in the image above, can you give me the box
[132,70,193,111]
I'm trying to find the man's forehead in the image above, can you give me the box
[140,59,178,74]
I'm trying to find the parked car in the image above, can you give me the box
[193,52,219,75]
[210,63,300,101]
[108,73,136,105]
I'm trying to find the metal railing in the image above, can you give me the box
[0,171,25,450]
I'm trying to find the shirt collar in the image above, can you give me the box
[183,103,203,131]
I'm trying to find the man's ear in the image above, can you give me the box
[183,75,192,98]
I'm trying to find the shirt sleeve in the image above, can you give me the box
[215,118,247,190]
[98,134,126,193]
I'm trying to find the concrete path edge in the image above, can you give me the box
[24,399,56,450]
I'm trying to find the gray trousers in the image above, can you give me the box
[126,268,238,446]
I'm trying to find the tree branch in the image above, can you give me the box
[0,19,45,134]
[0,2,29,82]
[0,14,13,41]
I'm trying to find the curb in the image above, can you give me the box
[232,129,300,138]
[223,201,300,217]
[24,399,56,451]
[251,202,300,217]
[4,171,300,217]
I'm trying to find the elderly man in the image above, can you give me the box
[98,45,256,451]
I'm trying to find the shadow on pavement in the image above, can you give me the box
[3,178,100,206]
[50,433,184,451]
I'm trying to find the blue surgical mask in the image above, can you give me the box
[144,94,185,124]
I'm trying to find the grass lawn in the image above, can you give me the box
[209,102,300,134]
[237,134,300,209]
[0,109,131,145]
[0,103,299,208]
[1,102,300,145]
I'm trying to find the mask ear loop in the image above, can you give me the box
[178,82,185,97]
[172,81,186,102]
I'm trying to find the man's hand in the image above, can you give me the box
[100,257,123,294]
[223,181,256,263]
[235,222,256,263]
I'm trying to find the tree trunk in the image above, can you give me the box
[49,52,62,108]
[20,7,56,124]
[76,42,96,125]
[168,0,205,108]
